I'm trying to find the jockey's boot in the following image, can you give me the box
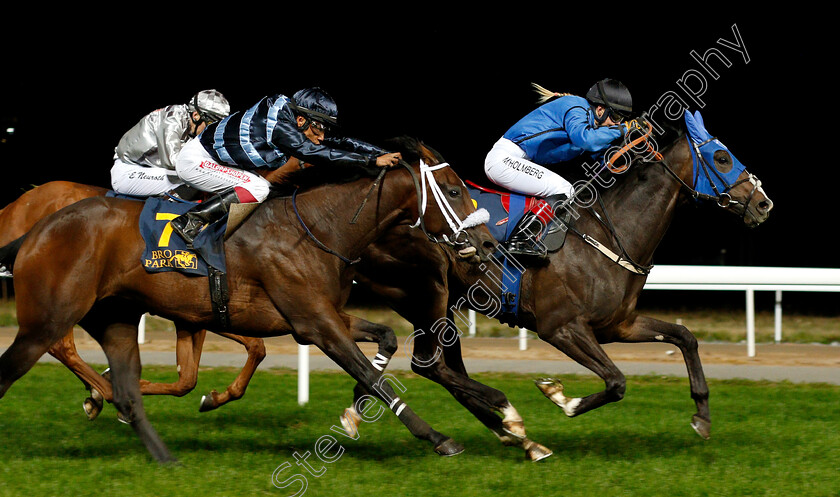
[544,193,571,234]
[505,213,547,257]
[170,188,241,248]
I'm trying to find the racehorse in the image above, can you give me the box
[342,111,774,458]
[0,181,269,419]
[0,152,497,463]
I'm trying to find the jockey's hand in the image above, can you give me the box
[375,152,402,167]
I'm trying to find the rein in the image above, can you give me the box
[292,160,488,264]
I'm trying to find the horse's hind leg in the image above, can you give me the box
[614,314,711,439]
[47,330,114,420]
[535,318,627,418]
[0,324,70,400]
[197,331,266,412]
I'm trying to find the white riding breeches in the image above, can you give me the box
[484,138,574,197]
[110,160,183,197]
[175,138,271,203]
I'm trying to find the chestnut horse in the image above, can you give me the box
[341,111,774,458]
[0,152,496,463]
[0,181,269,418]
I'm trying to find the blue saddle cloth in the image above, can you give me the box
[466,181,552,243]
[138,197,227,275]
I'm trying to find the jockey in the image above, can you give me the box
[484,78,635,255]
[170,87,402,246]
[110,90,231,198]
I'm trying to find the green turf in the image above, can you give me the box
[0,364,837,497]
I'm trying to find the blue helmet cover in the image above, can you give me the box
[684,110,746,198]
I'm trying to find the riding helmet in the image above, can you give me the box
[585,79,632,121]
[189,89,231,124]
[291,87,339,127]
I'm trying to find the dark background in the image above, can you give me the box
[0,12,827,311]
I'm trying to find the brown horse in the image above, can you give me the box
[0,181,269,419]
[0,149,497,463]
[342,111,774,456]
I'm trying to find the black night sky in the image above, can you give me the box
[0,11,825,310]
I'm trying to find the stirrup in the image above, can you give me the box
[170,213,205,248]
[505,239,546,258]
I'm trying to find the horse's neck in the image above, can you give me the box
[591,137,692,265]
[270,169,415,259]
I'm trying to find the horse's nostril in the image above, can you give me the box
[759,200,773,213]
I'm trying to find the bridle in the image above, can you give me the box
[552,119,760,274]
[406,159,489,247]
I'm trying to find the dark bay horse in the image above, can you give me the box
[0,153,497,463]
[343,111,774,457]
[0,181,269,418]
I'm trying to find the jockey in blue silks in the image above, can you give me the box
[484,78,636,256]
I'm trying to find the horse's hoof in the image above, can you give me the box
[524,440,553,462]
[198,393,219,413]
[534,377,564,397]
[117,410,131,425]
[434,438,465,457]
[339,408,361,437]
[691,415,711,440]
[83,397,102,421]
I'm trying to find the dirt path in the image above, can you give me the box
[4,327,837,368]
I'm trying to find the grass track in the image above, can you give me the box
[0,364,838,496]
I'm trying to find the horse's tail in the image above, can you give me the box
[531,83,572,104]
[0,234,27,274]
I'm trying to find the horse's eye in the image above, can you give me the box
[448,188,461,198]
[713,150,733,173]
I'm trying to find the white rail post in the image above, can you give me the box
[469,309,476,337]
[519,327,528,350]
[746,287,756,357]
[138,314,146,345]
[774,290,783,343]
[298,344,309,405]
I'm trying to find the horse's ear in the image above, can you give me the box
[684,109,710,142]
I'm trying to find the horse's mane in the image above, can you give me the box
[266,136,438,199]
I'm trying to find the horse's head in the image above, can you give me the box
[684,110,773,227]
[390,137,497,262]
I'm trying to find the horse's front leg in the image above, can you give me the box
[198,331,266,412]
[137,328,206,397]
[410,321,553,461]
[291,306,463,456]
[338,314,399,437]
[534,317,627,418]
[614,314,711,439]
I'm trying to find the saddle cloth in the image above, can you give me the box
[465,181,559,245]
[138,197,227,275]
